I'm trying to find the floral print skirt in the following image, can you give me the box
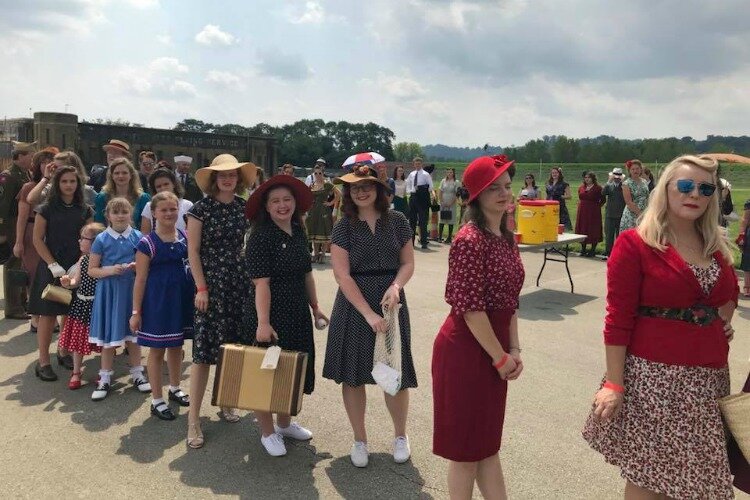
[582,355,733,500]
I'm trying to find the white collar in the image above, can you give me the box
[105,226,134,239]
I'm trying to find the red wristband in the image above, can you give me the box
[603,381,625,394]
[493,353,509,369]
[196,286,208,293]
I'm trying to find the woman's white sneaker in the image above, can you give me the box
[260,433,287,457]
[274,422,312,441]
[350,441,369,467]
[393,436,411,463]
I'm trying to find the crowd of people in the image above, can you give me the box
[1,138,749,499]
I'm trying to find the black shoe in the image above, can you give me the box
[168,389,190,407]
[91,381,110,401]
[151,401,176,421]
[444,238,452,244]
[34,363,58,382]
[29,324,38,334]
[56,353,74,370]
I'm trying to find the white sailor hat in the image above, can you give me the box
[174,155,193,163]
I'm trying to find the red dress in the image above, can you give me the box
[574,184,604,244]
[432,223,525,462]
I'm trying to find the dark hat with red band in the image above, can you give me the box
[463,155,515,203]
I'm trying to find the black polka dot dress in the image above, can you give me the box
[322,210,417,388]
[239,221,316,394]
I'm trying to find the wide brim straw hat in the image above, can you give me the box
[463,155,515,203]
[102,139,132,159]
[333,164,392,193]
[244,174,313,220]
[195,154,258,194]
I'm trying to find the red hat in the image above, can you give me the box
[245,174,313,220]
[463,155,515,203]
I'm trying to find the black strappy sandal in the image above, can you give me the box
[168,389,190,407]
[151,401,176,421]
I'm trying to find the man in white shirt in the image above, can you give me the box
[405,157,434,249]
[305,158,330,186]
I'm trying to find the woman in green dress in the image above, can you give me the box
[619,159,651,231]
[306,164,339,263]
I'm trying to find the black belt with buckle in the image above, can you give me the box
[638,304,719,327]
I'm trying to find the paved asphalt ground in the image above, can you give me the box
[1,244,749,499]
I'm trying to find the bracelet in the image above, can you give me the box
[603,381,625,394]
[196,286,208,293]
[493,353,509,369]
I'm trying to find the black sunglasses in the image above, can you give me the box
[675,179,716,197]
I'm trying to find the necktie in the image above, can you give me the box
[182,174,187,186]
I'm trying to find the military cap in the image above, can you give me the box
[11,141,38,153]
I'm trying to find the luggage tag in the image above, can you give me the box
[261,345,282,370]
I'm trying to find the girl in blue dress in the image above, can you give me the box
[88,197,150,402]
[130,192,194,420]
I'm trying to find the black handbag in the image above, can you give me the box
[6,268,29,287]
[440,209,452,221]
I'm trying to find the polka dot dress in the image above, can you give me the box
[239,221,316,394]
[322,211,417,388]
[58,255,101,355]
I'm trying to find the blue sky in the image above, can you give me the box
[2,0,749,147]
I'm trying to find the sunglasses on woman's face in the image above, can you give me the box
[675,179,716,197]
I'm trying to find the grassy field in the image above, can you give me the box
[431,162,750,265]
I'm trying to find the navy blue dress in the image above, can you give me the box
[136,229,194,348]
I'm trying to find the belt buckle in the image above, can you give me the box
[689,304,715,326]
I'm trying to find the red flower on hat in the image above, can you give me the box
[625,160,633,168]
[491,155,510,168]
[355,165,370,176]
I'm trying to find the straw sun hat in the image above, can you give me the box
[195,154,258,193]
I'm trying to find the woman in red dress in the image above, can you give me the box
[432,155,525,499]
[574,171,604,257]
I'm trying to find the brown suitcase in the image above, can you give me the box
[211,343,308,416]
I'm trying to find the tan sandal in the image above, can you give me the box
[187,422,204,449]
[218,407,240,423]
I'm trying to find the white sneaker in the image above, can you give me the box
[393,436,410,463]
[260,432,287,457]
[274,422,313,441]
[350,441,369,467]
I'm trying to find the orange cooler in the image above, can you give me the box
[517,200,546,244]
[542,200,560,241]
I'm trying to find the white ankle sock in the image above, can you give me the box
[169,385,180,393]
[152,398,165,406]
[99,370,112,384]
[129,366,144,378]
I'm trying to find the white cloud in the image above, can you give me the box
[257,48,313,81]
[195,24,238,46]
[169,80,197,97]
[148,56,189,74]
[125,0,160,8]
[156,34,171,45]
[362,73,427,100]
[288,1,325,24]
[205,70,245,90]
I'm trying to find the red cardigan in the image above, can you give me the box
[604,229,738,368]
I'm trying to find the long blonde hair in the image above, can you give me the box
[103,158,143,203]
[637,155,732,263]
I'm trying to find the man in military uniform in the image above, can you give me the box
[1,141,35,319]
[174,155,203,202]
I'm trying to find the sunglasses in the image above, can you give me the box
[350,183,376,194]
[675,179,716,197]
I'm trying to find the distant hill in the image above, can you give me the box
[423,144,503,162]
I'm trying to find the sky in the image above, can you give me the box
[2,0,749,147]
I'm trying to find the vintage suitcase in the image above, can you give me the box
[211,343,308,416]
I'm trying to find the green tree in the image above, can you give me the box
[552,136,579,163]
[174,119,214,132]
[393,142,424,162]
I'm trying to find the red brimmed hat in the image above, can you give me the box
[463,155,515,203]
[245,174,313,220]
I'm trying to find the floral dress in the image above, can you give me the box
[187,196,248,364]
[619,177,650,231]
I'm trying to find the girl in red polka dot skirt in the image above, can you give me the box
[58,222,106,390]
